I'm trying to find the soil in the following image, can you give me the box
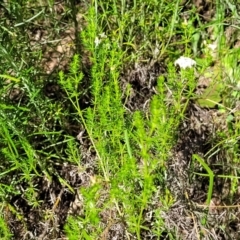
[1,0,240,239]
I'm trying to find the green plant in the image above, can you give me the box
[1,0,240,239]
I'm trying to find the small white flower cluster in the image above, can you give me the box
[206,41,217,58]
[174,56,196,69]
[94,32,107,47]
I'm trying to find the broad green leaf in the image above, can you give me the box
[196,68,223,108]
[196,83,222,108]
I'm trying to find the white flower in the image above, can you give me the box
[99,32,107,39]
[208,43,217,51]
[207,42,217,58]
[94,33,107,47]
[174,56,196,69]
[94,37,101,47]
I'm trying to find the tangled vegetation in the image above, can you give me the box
[0,0,240,239]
